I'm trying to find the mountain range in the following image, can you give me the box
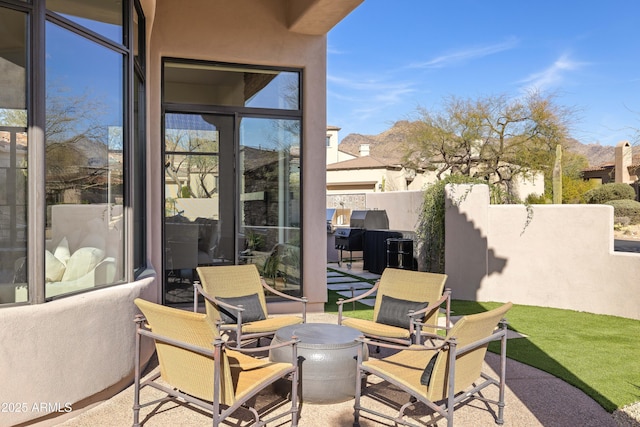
[337,120,627,168]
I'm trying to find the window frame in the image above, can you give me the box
[0,0,144,306]
[161,58,304,303]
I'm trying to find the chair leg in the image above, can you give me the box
[353,382,361,426]
[285,342,300,427]
[353,344,364,427]
[132,320,143,427]
[291,363,299,427]
[446,340,457,426]
[497,325,508,425]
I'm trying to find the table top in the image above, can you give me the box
[274,323,362,349]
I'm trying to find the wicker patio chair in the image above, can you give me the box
[337,268,451,346]
[194,264,307,348]
[133,298,299,427]
[353,302,513,427]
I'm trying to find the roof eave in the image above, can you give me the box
[286,0,364,35]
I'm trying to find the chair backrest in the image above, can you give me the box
[165,222,199,270]
[196,264,268,322]
[426,302,513,401]
[373,269,447,331]
[134,298,235,404]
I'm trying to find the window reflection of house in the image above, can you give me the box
[0,129,27,289]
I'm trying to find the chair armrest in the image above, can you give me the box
[228,336,300,355]
[194,281,246,314]
[260,278,308,322]
[356,336,448,352]
[136,315,223,358]
[336,280,379,306]
[408,289,451,319]
[411,289,452,340]
[260,278,306,303]
[455,319,509,356]
[193,281,245,334]
[337,280,379,324]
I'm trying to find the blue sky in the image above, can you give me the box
[327,0,640,146]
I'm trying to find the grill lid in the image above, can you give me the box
[349,210,389,229]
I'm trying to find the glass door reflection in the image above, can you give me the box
[238,117,301,296]
[163,113,234,304]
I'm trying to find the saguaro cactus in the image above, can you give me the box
[553,144,562,204]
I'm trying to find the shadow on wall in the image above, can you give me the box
[444,196,507,300]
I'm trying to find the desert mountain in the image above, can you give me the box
[338,121,623,168]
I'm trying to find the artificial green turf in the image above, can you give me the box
[325,289,640,412]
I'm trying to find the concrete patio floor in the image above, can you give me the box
[51,262,623,426]
[54,314,617,427]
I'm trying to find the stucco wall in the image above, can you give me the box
[0,276,156,426]
[445,184,640,320]
[365,191,424,232]
[147,0,329,312]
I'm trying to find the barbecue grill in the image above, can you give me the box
[334,227,365,251]
[334,210,389,267]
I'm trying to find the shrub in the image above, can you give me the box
[562,175,598,203]
[614,217,631,227]
[606,199,640,224]
[584,183,636,204]
[417,175,486,273]
[525,193,548,204]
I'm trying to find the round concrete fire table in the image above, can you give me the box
[269,323,367,404]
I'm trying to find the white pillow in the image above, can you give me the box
[61,247,105,282]
[53,237,71,265]
[79,233,105,251]
[45,250,66,282]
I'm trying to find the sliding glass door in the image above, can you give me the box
[162,59,302,305]
[239,117,300,293]
[163,113,234,304]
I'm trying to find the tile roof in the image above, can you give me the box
[326,155,401,171]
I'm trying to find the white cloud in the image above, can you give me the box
[327,45,346,55]
[327,74,416,127]
[518,54,588,92]
[409,37,519,69]
[327,74,415,108]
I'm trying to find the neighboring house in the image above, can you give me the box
[0,1,364,425]
[582,140,640,187]
[327,154,436,194]
[326,125,357,164]
[326,126,544,201]
[326,125,436,195]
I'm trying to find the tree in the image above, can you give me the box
[1,84,114,203]
[403,91,576,201]
[545,150,596,203]
[164,128,219,199]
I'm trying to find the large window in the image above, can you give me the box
[240,117,301,292]
[162,60,302,304]
[0,6,28,304]
[0,0,145,305]
[43,21,125,300]
[46,0,123,43]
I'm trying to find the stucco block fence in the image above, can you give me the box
[0,275,157,426]
[445,184,640,321]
